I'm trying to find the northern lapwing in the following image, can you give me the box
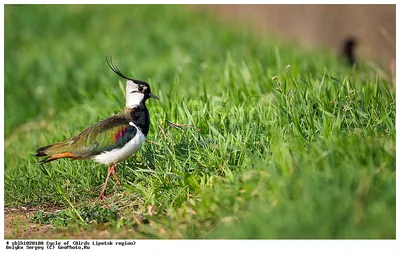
[36,56,159,198]
[341,36,358,67]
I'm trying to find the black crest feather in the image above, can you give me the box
[105,55,150,86]
[105,55,134,81]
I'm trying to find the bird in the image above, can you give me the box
[341,36,358,67]
[35,56,159,198]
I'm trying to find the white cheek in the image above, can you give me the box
[126,93,144,107]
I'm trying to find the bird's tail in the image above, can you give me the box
[36,141,80,163]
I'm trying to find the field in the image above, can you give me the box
[4,5,395,239]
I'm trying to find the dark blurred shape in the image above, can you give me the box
[341,36,358,67]
[199,5,395,72]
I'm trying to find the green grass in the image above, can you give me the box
[4,5,395,239]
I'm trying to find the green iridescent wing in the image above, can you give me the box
[69,114,136,157]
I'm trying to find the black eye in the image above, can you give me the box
[138,86,144,92]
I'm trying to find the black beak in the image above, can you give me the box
[148,93,159,100]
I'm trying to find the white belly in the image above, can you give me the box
[92,128,146,166]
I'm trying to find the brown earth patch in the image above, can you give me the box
[5,206,59,239]
[4,206,147,239]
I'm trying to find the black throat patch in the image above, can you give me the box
[129,104,150,136]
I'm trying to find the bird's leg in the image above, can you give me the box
[110,164,121,186]
[99,165,114,199]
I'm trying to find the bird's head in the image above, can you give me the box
[106,56,159,108]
